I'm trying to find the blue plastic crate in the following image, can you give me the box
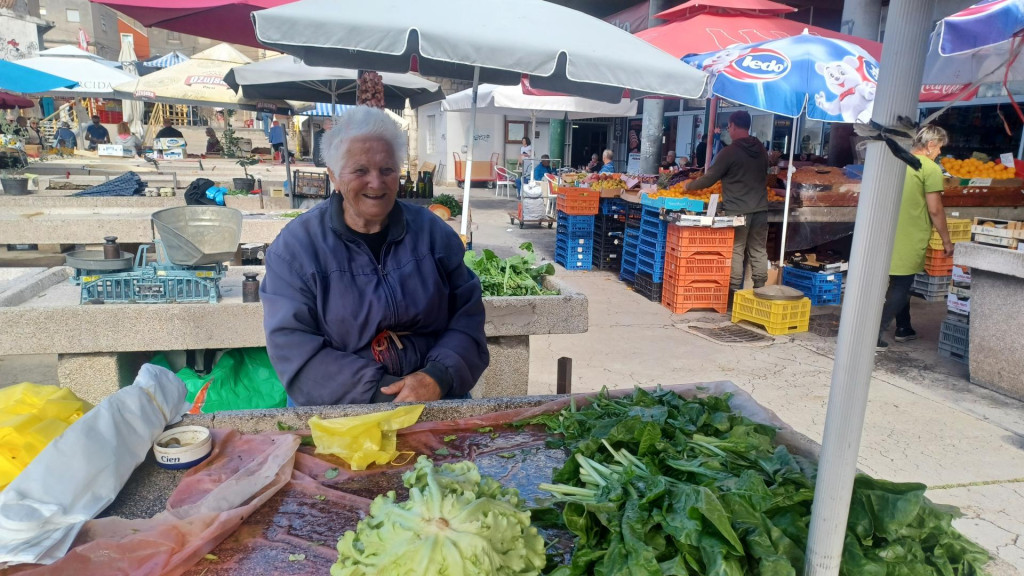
[556,211,595,233]
[600,198,627,216]
[783,266,842,287]
[638,237,667,255]
[784,276,842,297]
[619,268,636,283]
[639,223,668,240]
[637,256,665,283]
[807,292,842,306]
[640,193,705,212]
[640,206,662,220]
[557,225,594,242]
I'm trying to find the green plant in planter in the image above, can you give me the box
[0,117,22,148]
[221,109,242,158]
[236,155,259,180]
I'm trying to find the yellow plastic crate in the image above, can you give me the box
[731,290,811,335]
[929,218,972,249]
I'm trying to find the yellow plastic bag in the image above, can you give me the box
[0,382,91,489]
[308,404,424,471]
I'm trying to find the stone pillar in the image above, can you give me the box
[549,118,566,167]
[647,0,674,27]
[473,336,530,398]
[841,0,884,41]
[639,99,665,175]
[405,102,419,172]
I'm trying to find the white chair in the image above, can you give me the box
[495,166,518,199]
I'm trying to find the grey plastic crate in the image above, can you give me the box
[937,341,969,365]
[912,273,951,301]
[937,316,969,365]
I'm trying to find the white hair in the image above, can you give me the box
[320,106,407,177]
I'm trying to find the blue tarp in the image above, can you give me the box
[73,172,147,197]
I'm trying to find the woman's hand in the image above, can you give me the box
[381,371,442,402]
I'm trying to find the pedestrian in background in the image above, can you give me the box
[685,111,770,305]
[877,125,954,350]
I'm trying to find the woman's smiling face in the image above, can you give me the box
[330,135,399,230]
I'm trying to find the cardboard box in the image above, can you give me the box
[160,149,184,160]
[947,293,971,316]
[153,138,186,150]
[952,265,971,283]
[97,144,133,158]
[949,285,972,298]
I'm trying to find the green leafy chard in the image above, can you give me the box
[527,387,989,576]
[464,243,558,297]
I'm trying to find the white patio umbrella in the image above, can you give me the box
[17,46,137,98]
[117,37,145,137]
[442,83,638,119]
[223,55,446,110]
[251,0,710,235]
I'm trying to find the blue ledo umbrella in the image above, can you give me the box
[683,31,879,123]
[0,60,78,94]
[936,0,1024,56]
[683,31,880,263]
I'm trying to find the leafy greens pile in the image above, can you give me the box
[464,242,558,297]
[525,387,989,576]
[432,193,463,217]
[332,456,546,576]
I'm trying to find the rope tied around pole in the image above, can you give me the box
[853,116,922,171]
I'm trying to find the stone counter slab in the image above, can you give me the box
[0,211,296,245]
[0,271,587,355]
[955,241,1024,279]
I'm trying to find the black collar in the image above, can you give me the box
[329,193,406,244]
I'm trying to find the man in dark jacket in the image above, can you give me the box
[260,106,489,406]
[686,110,770,295]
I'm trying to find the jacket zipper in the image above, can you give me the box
[377,242,399,327]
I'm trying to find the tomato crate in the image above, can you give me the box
[731,290,811,335]
[667,225,735,254]
[924,248,954,276]
[665,251,732,282]
[634,272,663,303]
[662,279,729,314]
[928,218,971,249]
[556,188,601,215]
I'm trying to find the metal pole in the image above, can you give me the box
[640,97,665,174]
[705,97,719,169]
[284,116,295,209]
[804,1,935,574]
[779,115,799,267]
[459,66,480,237]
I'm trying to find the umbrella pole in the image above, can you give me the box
[285,117,295,209]
[804,1,935,573]
[778,115,798,270]
[459,66,480,237]
[705,97,718,168]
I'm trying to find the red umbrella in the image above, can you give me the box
[0,91,35,110]
[657,0,798,20]
[88,0,292,48]
[637,3,882,60]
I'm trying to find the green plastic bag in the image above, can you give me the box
[151,348,287,413]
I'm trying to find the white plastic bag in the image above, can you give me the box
[0,364,188,566]
[522,197,546,221]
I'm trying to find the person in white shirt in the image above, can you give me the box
[517,137,533,172]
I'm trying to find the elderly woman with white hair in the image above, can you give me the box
[260,106,489,405]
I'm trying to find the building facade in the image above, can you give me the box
[0,0,50,60]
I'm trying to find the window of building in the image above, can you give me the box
[167,31,181,42]
[426,115,436,154]
[66,8,80,22]
[39,6,47,15]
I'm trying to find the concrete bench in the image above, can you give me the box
[0,267,588,403]
[954,242,1024,401]
[0,209,296,245]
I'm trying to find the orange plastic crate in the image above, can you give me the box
[664,250,732,283]
[666,225,735,255]
[555,188,600,215]
[662,279,729,314]
[924,248,953,276]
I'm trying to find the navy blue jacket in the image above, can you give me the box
[260,195,489,405]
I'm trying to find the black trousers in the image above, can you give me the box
[879,274,915,333]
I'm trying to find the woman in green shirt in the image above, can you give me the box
[878,125,954,350]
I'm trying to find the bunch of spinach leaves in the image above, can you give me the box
[464,242,558,297]
[525,387,989,576]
